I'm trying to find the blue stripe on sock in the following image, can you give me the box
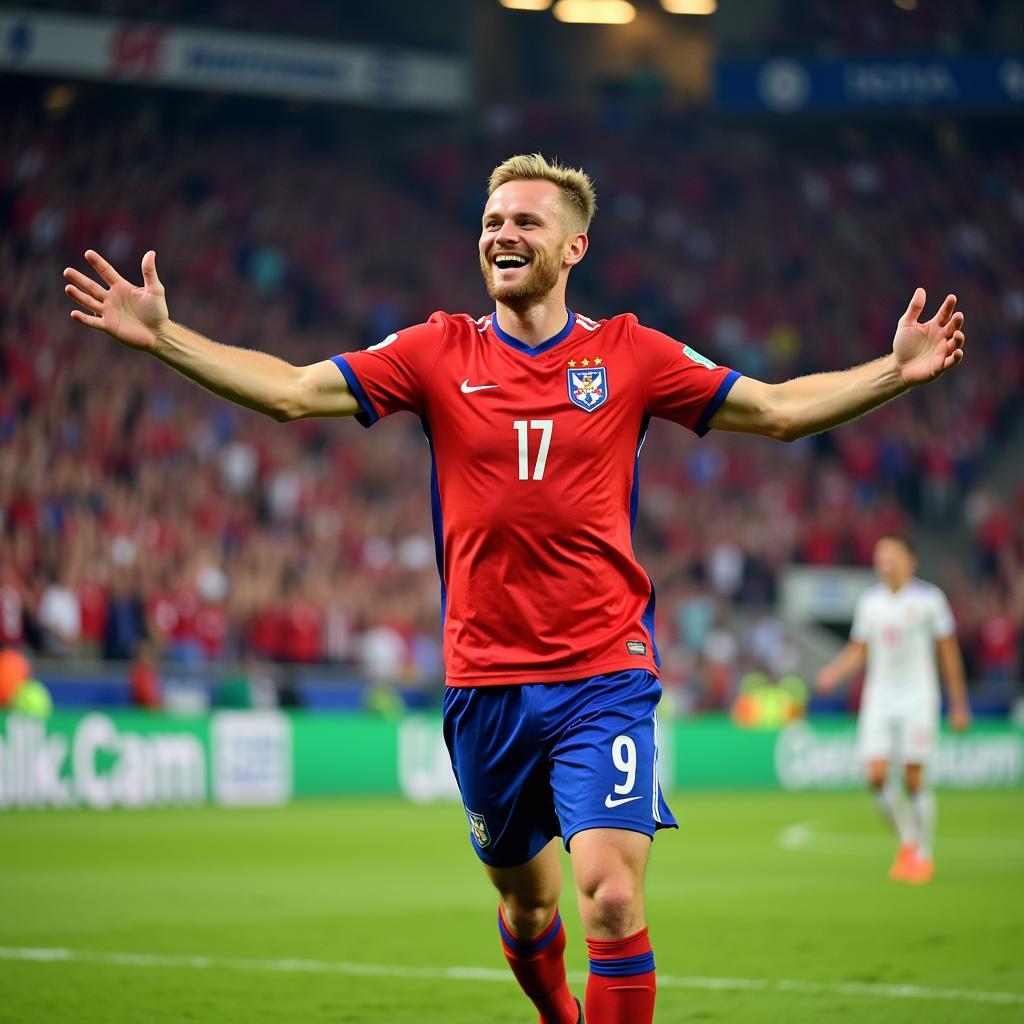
[498,911,563,957]
[588,951,656,977]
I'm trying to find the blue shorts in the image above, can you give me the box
[442,669,678,868]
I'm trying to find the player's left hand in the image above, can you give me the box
[892,288,966,387]
[949,702,972,731]
[816,665,840,693]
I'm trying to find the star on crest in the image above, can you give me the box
[581,358,590,367]
[594,357,603,365]
[568,360,577,368]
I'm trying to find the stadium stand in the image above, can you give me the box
[762,0,1014,55]
[1,85,1021,704]
[11,0,464,49]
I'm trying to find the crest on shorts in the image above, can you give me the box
[467,809,491,847]
[567,364,608,413]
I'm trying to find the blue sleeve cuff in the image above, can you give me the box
[331,355,379,428]
[694,370,741,437]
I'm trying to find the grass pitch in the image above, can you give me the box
[1,789,1022,1023]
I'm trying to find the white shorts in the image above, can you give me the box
[857,698,938,765]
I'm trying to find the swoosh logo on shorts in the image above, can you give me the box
[461,379,500,393]
[604,794,643,809]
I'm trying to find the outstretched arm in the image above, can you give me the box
[63,250,359,422]
[816,641,867,693]
[709,289,966,441]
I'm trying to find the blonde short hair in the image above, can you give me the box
[487,153,597,234]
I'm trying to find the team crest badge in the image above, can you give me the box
[467,809,491,848]
[567,362,608,413]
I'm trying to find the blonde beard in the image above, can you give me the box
[480,248,561,310]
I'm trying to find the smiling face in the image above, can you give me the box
[478,179,586,311]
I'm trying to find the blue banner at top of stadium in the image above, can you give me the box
[716,55,1024,114]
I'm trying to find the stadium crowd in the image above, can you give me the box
[1,97,1021,703]
[763,0,1019,55]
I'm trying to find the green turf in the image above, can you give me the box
[1,790,1022,1023]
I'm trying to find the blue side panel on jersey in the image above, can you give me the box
[629,415,659,667]
[492,309,577,357]
[421,419,448,627]
[330,355,379,427]
[694,369,741,437]
[629,416,650,532]
[641,576,660,669]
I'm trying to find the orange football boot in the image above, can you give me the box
[888,843,917,882]
[905,852,935,885]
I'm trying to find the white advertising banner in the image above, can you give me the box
[780,566,876,624]
[775,722,1024,791]
[0,712,207,810]
[212,711,292,807]
[0,8,468,110]
[0,711,293,810]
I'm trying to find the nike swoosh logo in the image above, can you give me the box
[604,794,643,809]
[461,379,500,393]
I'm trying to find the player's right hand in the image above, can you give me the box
[63,249,169,352]
[949,702,972,732]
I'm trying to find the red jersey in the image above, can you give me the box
[335,310,739,687]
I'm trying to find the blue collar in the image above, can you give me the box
[491,310,576,357]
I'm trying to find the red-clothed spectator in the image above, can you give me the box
[195,602,230,662]
[279,598,324,663]
[978,503,1014,559]
[147,590,179,649]
[170,585,202,654]
[977,610,1019,683]
[248,607,282,660]
[801,516,842,565]
[77,578,108,654]
[129,641,163,709]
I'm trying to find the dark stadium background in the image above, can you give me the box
[0,5,1022,1021]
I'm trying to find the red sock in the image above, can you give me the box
[585,927,656,1024]
[498,906,579,1024]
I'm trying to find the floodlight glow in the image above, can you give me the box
[661,0,717,13]
[553,0,637,24]
[44,85,76,111]
[499,0,553,10]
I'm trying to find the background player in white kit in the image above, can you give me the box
[818,534,971,884]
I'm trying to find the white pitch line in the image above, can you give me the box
[1,947,1022,1008]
